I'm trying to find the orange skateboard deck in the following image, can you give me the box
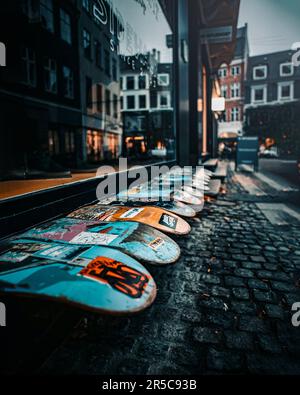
[68,205,191,236]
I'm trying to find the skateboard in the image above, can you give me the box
[107,200,196,218]
[68,205,191,236]
[121,183,204,209]
[0,239,157,314]
[18,218,181,265]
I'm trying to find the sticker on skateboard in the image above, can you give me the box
[17,218,181,265]
[107,200,196,218]
[0,240,157,314]
[68,205,191,236]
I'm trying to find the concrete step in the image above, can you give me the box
[212,162,228,182]
[205,179,222,197]
[203,158,219,172]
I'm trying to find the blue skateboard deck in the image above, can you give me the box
[0,240,157,314]
[18,218,181,265]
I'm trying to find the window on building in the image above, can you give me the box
[253,65,267,80]
[60,9,72,45]
[126,76,135,90]
[40,0,54,33]
[139,95,146,109]
[127,96,135,110]
[104,50,110,76]
[150,93,158,108]
[48,129,60,156]
[86,77,92,109]
[94,41,102,68]
[105,89,111,115]
[44,58,57,93]
[113,94,118,119]
[278,82,294,101]
[120,96,123,110]
[159,93,170,108]
[96,84,103,113]
[112,58,117,81]
[120,77,123,91]
[231,83,240,98]
[218,68,227,78]
[231,107,240,122]
[280,63,294,77]
[157,74,169,86]
[231,66,241,76]
[62,66,74,99]
[21,47,36,87]
[221,85,227,99]
[83,29,92,59]
[82,0,90,12]
[138,75,147,90]
[64,129,76,154]
[251,85,267,103]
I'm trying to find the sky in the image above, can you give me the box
[238,0,300,56]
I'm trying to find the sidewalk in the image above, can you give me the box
[34,164,300,375]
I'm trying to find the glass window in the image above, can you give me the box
[21,47,36,87]
[63,66,74,99]
[112,58,117,81]
[252,86,267,103]
[83,29,91,59]
[95,40,102,68]
[278,82,293,100]
[86,77,92,108]
[231,107,240,122]
[280,63,293,77]
[2,0,176,197]
[139,95,146,109]
[231,66,240,76]
[221,85,227,99]
[126,76,135,90]
[60,9,72,45]
[231,83,240,98]
[40,0,54,33]
[138,75,146,89]
[44,58,57,93]
[104,50,110,76]
[127,96,135,110]
[105,89,111,115]
[158,74,169,86]
[113,94,118,118]
[253,65,267,80]
[97,84,103,113]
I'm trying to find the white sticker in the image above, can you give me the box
[120,208,144,219]
[70,232,118,246]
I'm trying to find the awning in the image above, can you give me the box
[199,0,241,72]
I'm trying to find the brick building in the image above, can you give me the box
[217,24,249,140]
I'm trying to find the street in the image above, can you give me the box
[259,159,299,191]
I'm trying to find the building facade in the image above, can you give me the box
[244,50,300,156]
[218,24,249,140]
[0,0,82,176]
[0,0,241,181]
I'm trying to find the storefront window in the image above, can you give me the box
[0,0,175,197]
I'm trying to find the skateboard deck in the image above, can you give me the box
[18,218,181,265]
[120,183,204,209]
[0,239,157,314]
[68,205,191,236]
[107,200,196,218]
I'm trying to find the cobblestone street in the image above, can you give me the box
[39,167,300,375]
